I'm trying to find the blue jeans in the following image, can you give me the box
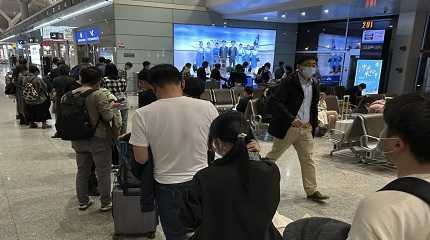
[155,181,192,240]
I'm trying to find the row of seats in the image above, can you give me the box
[329,113,389,166]
[201,88,244,111]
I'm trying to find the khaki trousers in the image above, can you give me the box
[266,126,317,196]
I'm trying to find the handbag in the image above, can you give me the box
[5,82,16,95]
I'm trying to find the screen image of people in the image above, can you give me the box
[174,24,276,81]
[317,33,361,86]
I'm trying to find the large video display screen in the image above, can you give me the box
[174,24,276,73]
[317,33,361,86]
[354,59,383,94]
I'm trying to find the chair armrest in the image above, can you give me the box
[359,135,380,150]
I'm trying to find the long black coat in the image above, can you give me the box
[180,157,281,240]
[268,72,320,139]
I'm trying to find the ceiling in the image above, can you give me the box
[206,0,404,23]
[0,0,58,32]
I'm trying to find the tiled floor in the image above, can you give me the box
[0,65,396,239]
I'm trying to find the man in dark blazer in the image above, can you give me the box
[265,55,329,202]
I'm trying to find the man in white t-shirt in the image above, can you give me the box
[130,64,218,240]
[348,93,430,240]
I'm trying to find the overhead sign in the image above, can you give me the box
[50,32,64,40]
[362,30,385,44]
[75,27,101,45]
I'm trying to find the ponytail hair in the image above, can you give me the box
[208,111,251,191]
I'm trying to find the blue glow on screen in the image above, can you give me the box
[354,59,383,94]
[174,24,276,71]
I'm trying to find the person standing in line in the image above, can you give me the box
[70,57,92,80]
[130,64,219,240]
[13,58,29,125]
[71,67,119,211]
[52,64,74,138]
[102,63,129,135]
[95,57,106,77]
[265,55,329,202]
[137,69,157,108]
[120,62,133,81]
[22,65,52,129]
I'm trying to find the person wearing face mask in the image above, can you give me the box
[265,55,329,202]
[179,111,281,240]
[347,93,430,240]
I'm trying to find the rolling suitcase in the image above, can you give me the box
[112,186,157,239]
[112,138,157,239]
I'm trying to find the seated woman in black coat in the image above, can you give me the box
[180,111,281,240]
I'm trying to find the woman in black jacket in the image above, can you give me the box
[180,111,281,240]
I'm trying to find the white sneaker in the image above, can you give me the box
[79,199,94,211]
[100,202,112,212]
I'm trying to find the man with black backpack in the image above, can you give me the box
[57,67,120,212]
[347,93,430,240]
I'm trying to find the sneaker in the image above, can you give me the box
[100,202,112,212]
[79,199,94,211]
[307,191,330,202]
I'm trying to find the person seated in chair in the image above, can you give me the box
[180,111,281,240]
[348,93,430,240]
[236,86,254,113]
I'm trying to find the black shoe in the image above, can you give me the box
[307,191,330,202]
[51,133,61,138]
[29,123,38,128]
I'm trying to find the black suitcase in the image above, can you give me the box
[112,186,157,239]
[112,139,157,239]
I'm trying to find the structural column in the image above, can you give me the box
[387,0,430,95]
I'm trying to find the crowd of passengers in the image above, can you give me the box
[6,54,430,240]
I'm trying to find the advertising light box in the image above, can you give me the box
[354,59,383,94]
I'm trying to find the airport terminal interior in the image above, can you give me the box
[1,0,430,239]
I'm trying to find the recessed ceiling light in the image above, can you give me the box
[324,9,329,14]
[301,12,306,16]
[223,22,227,25]
[264,16,268,21]
[281,14,286,18]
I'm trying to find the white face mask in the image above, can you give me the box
[301,67,316,79]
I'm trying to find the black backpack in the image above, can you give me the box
[379,177,430,205]
[57,89,98,141]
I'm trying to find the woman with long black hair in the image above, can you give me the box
[180,111,281,240]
